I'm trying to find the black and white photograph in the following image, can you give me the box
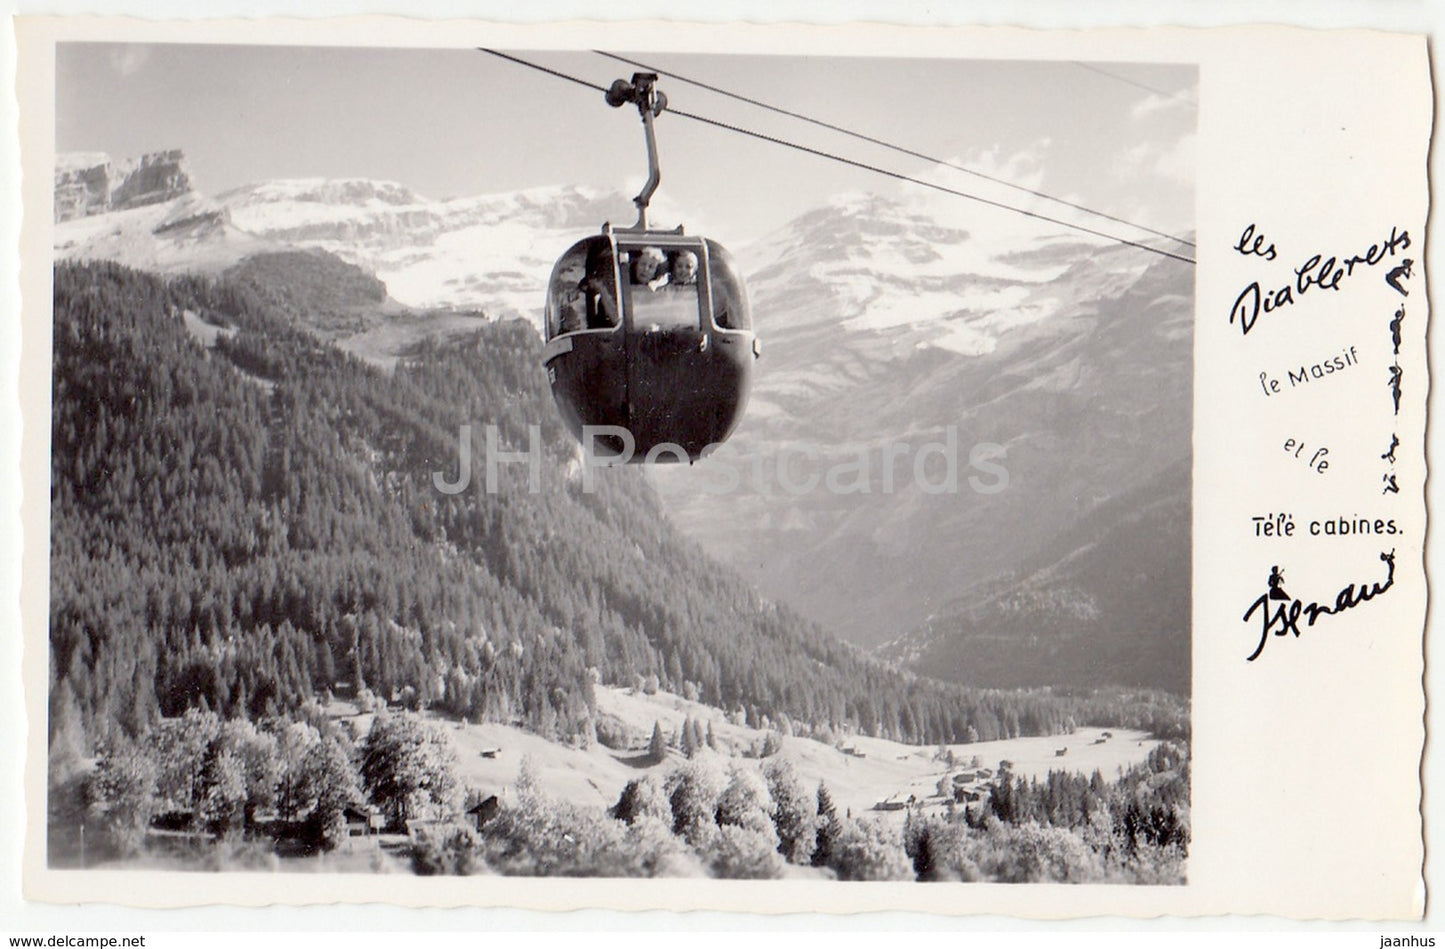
[40,41,1197,888]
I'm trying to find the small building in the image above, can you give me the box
[466,795,500,832]
[343,803,383,838]
[478,748,500,759]
[874,800,906,812]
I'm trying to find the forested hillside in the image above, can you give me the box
[884,461,1191,693]
[51,259,1183,755]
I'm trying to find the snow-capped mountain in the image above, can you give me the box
[54,150,640,323]
[52,152,1192,691]
[214,178,631,318]
[650,191,1192,690]
[54,190,284,276]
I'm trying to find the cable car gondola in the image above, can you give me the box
[541,72,758,464]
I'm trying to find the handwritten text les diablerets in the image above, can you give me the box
[1230,224,1410,336]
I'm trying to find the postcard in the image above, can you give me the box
[10,16,1431,919]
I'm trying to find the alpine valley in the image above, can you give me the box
[47,148,1192,884]
[53,149,1192,699]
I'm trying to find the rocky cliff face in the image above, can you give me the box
[54,153,113,222]
[110,150,192,211]
[54,150,193,222]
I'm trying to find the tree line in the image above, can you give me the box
[54,695,1187,883]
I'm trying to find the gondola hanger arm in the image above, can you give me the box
[606,72,667,230]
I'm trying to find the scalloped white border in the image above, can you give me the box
[3,10,1434,928]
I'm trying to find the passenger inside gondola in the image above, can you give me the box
[550,241,621,335]
[668,250,698,286]
[626,246,700,331]
[549,246,587,336]
[578,243,619,329]
[631,246,669,290]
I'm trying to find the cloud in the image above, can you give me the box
[107,46,151,78]
[939,140,1052,192]
[1116,132,1195,186]
[889,139,1118,264]
[899,140,1053,214]
[1130,92,1196,123]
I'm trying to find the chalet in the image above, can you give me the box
[873,800,906,812]
[343,803,383,838]
[466,795,500,832]
[478,748,501,759]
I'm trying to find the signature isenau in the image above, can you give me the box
[1242,551,1396,661]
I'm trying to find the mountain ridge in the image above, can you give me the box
[52,153,1193,696]
[55,149,656,321]
[651,192,1192,693]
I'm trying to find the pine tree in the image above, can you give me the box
[681,717,698,759]
[648,721,667,764]
[762,758,816,865]
[812,781,840,868]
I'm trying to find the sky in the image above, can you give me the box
[55,43,1195,248]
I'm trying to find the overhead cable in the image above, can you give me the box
[479,49,1196,266]
[597,50,1196,250]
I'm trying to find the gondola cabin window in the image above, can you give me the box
[705,239,751,331]
[548,239,619,338]
[622,247,701,332]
